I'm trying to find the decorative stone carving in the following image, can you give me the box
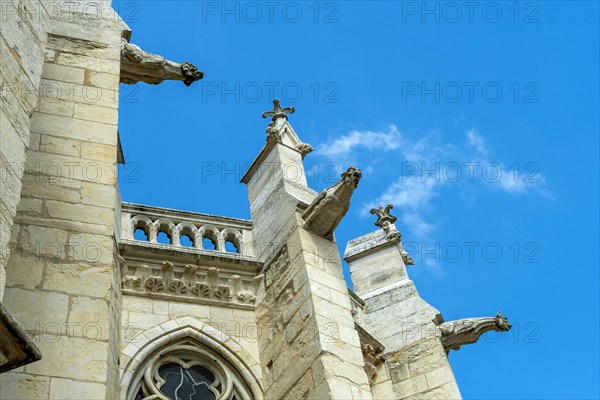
[302,167,362,240]
[370,203,403,241]
[262,99,294,122]
[266,121,280,143]
[144,276,164,293]
[361,343,385,384]
[438,312,512,352]
[121,261,263,306]
[122,263,150,290]
[232,275,263,304]
[370,204,397,230]
[262,101,312,160]
[181,264,199,286]
[120,38,203,86]
[295,143,314,158]
[369,203,416,266]
[401,249,414,265]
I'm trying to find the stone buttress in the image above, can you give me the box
[242,101,373,399]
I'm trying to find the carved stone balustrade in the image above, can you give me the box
[120,202,255,258]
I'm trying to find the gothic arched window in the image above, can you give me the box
[129,340,252,400]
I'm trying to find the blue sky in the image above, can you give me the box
[115,1,599,398]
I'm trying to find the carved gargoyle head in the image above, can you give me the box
[162,261,174,270]
[341,167,362,188]
[184,264,198,274]
[495,312,512,331]
[181,62,204,86]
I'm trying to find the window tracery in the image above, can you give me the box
[129,341,251,400]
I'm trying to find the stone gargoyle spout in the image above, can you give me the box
[301,167,362,240]
[120,38,204,86]
[438,312,512,353]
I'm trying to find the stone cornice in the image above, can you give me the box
[119,241,262,274]
[120,258,264,310]
[344,229,400,262]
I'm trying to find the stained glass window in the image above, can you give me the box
[128,340,253,400]
[158,363,216,400]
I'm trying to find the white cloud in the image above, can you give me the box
[315,126,552,243]
[463,131,551,197]
[466,129,488,155]
[317,125,403,159]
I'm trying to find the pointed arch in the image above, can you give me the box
[120,317,263,400]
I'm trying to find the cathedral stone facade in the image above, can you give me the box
[0,2,511,399]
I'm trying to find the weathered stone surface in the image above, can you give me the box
[80,142,117,162]
[46,201,114,224]
[39,135,81,157]
[5,258,44,291]
[0,373,49,400]
[74,102,118,123]
[41,63,85,85]
[15,198,42,216]
[349,244,409,297]
[30,112,118,145]
[26,337,110,382]
[69,296,111,341]
[0,1,124,397]
[43,263,112,298]
[49,378,105,400]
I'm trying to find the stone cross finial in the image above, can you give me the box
[371,204,402,242]
[262,99,295,121]
[370,204,397,229]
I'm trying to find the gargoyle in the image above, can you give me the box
[401,249,414,265]
[438,312,512,353]
[120,38,203,86]
[302,167,362,240]
[295,143,314,159]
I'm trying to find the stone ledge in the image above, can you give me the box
[0,302,42,373]
[344,229,398,262]
[119,241,262,272]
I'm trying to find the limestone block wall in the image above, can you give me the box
[255,227,373,399]
[244,123,373,398]
[0,1,125,398]
[0,0,51,300]
[362,282,461,399]
[120,295,263,392]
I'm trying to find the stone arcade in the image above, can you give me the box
[0,2,511,399]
